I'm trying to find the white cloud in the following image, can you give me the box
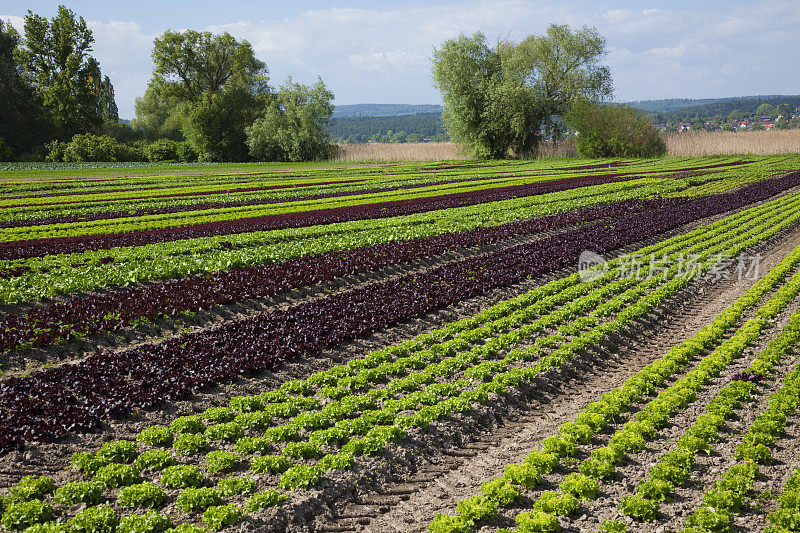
[5,0,800,117]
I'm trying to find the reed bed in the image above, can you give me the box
[331,139,577,162]
[665,129,800,156]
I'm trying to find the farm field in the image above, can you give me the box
[2,156,800,533]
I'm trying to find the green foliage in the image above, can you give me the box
[277,464,323,489]
[53,481,102,506]
[134,450,177,471]
[164,525,206,533]
[1,500,53,531]
[176,488,222,513]
[117,482,167,509]
[514,510,561,532]
[456,495,497,523]
[117,511,173,533]
[250,455,291,474]
[202,407,235,422]
[618,496,659,521]
[234,437,272,456]
[173,434,210,455]
[160,465,204,489]
[94,463,141,488]
[69,505,119,532]
[137,426,174,447]
[169,416,205,435]
[201,504,242,532]
[96,440,138,463]
[432,25,611,158]
[205,450,239,475]
[480,478,520,507]
[246,490,287,512]
[6,476,55,503]
[203,422,243,442]
[217,476,256,497]
[566,101,665,158]
[533,491,580,516]
[47,134,145,162]
[71,452,109,476]
[246,77,334,162]
[600,519,627,532]
[428,514,470,533]
[144,139,197,163]
[559,473,599,500]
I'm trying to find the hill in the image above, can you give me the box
[332,104,443,118]
[329,112,449,143]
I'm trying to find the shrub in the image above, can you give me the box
[117,510,173,533]
[176,488,223,513]
[117,482,167,509]
[96,440,138,463]
[94,463,141,488]
[137,427,174,447]
[205,451,239,475]
[69,505,119,532]
[1,500,54,531]
[202,504,242,532]
[217,476,256,497]
[144,139,180,162]
[52,134,145,163]
[53,481,102,506]
[160,465,204,489]
[566,101,666,158]
[135,450,177,471]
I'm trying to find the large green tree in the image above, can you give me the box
[432,25,612,158]
[0,20,48,159]
[246,77,334,162]
[16,5,117,138]
[134,29,270,159]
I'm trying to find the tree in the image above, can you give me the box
[134,29,270,157]
[246,77,334,162]
[565,101,665,158]
[755,103,774,118]
[0,19,48,159]
[432,25,612,158]
[15,5,117,138]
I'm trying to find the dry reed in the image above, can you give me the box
[331,139,578,162]
[664,130,800,156]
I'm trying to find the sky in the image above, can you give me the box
[2,0,799,119]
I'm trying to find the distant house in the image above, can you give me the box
[677,122,692,132]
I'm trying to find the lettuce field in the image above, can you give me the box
[2,156,800,532]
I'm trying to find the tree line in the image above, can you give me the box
[1,7,664,162]
[0,6,335,162]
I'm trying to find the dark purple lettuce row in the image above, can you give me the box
[0,171,797,452]
[0,172,666,260]
[0,197,681,351]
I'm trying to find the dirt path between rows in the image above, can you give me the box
[303,221,800,533]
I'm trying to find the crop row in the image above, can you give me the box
[2,175,798,449]
[0,177,677,304]
[0,169,674,259]
[0,196,679,352]
[0,167,790,532]
[677,313,800,532]
[429,241,800,533]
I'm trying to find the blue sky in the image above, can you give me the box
[2,1,798,119]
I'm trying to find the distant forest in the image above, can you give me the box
[637,95,800,124]
[329,112,450,143]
